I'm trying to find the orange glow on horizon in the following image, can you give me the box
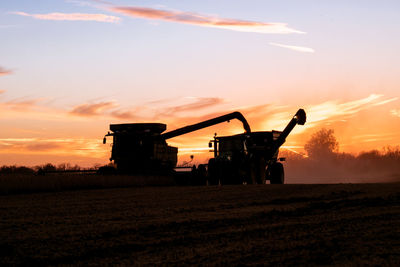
[0,94,398,167]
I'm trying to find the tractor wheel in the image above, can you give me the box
[97,165,117,175]
[207,158,219,185]
[190,165,198,185]
[219,161,234,185]
[270,162,285,184]
[197,164,207,185]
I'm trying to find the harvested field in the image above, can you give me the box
[1,183,399,265]
[0,174,176,195]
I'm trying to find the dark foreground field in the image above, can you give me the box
[1,183,399,266]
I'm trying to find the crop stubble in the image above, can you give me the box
[1,183,399,265]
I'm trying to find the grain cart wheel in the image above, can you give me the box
[246,160,257,184]
[270,162,284,184]
[247,169,256,185]
[256,157,267,184]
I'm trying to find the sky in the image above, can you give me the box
[0,0,400,167]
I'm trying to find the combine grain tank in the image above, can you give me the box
[103,123,177,174]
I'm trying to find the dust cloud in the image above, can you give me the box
[282,128,400,184]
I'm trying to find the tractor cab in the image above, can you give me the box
[210,134,248,160]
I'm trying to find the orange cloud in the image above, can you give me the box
[165,97,224,115]
[258,94,396,133]
[0,97,72,121]
[109,6,303,34]
[2,97,43,111]
[70,101,117,117]
[352,133,397,143]
[98,98,224,122]
[372,97,398,106]
[0,137,107,157]
[0,67,13,76]
[109,110,135,120]
[0,97,134,122]
[69,101,143,120]
[305,94,390,126]
[12,11,121,23]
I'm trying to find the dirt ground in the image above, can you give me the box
[1,183,399,266]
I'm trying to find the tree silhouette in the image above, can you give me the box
[304,128,339,159]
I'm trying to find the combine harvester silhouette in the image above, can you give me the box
[102,109,306,185]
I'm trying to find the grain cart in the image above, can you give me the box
[103,112,251,174]
[207,109,306,185]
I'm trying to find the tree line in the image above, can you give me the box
[282,128,400,183]
[0,163,86,175]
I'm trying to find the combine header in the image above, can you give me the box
[103,109,306,184]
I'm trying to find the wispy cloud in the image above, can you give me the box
[109,108,142,120]
[70,101,117,116]
[352,133,397,143]
[307,94,385,124]
[259,94,395,132]
[0,67,13,76]
[0,96,74,121]
[372,97,398,106]
[3,97,44,111]
[269,42,314,53]
[166,97,224,114]
[108,6,303,34]
[69,100,144,120]
[0,137,106,158]
[391,109,400,118]
[12,11,121,23]
[0,96,136,121]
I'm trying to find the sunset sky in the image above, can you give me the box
[1,0,400,167]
